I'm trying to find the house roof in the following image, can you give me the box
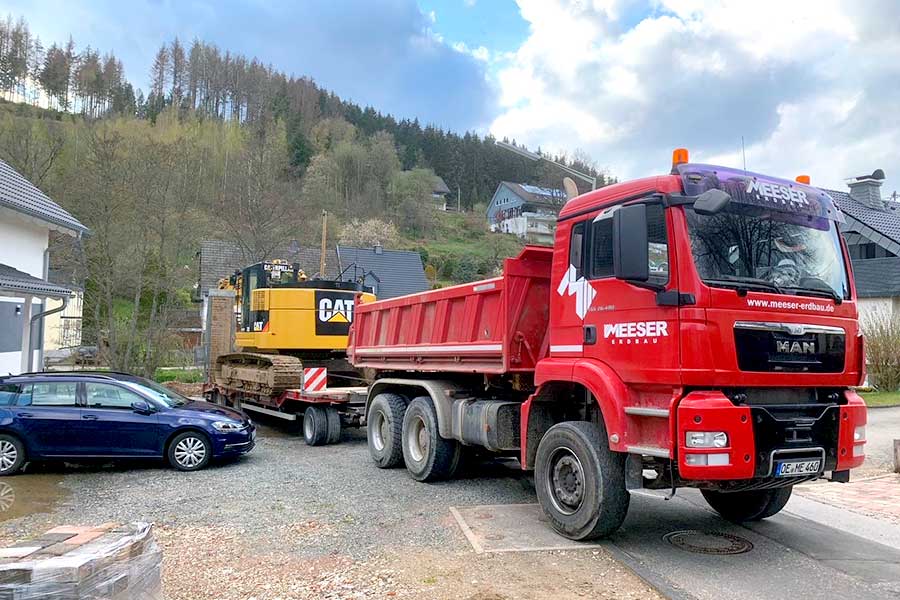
[432,175,451,196]
[0,160,87,234]
[851,257,900,299]
[828,188,900,253]
[198,240,339,293]
[0,263,73,298]
[497,181,567,209]
[336,245,429,300]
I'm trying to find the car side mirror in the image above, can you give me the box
[613,204,650,282]
[693,188,731,215]
[131,400,154,415]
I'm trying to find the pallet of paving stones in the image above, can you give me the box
[0,522,161,599]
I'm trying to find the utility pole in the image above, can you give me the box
[494,141,596,191]
[320,210,327,278]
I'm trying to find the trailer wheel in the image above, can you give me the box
[303,406,329,446]
[401,396,461,482]
[701,486,793,522]
[535,421,629,540]
[367,393,407,468]
[325,406,342,444]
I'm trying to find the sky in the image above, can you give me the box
[7,0,900,195]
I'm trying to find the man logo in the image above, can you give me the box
[315,291,355,336]
[776,340,816,354]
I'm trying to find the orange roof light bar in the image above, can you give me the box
[795,175,811,184]
[672,148,689,168]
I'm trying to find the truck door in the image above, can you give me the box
[581,202,681,385]
[549,219,590,358]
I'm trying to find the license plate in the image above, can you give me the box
[775,459,821,477]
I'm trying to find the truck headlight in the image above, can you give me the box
[212,421,244,432]
[686,431,729,448]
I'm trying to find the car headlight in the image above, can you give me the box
[212,421,244,432]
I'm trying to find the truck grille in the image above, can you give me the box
[734,322,845,373]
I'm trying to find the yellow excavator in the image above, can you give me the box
[212,259,376,396]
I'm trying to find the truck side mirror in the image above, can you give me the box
[613,204,649,282]
[693,188,731,215]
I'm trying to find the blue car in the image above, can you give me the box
[0,372,255,475]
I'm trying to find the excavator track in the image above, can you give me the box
[213,352,303,396]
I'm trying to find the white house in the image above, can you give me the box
[826,170,900,322]
[0,160,87,375]
[487,181,566,245]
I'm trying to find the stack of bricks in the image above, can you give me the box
[0,522,161,599]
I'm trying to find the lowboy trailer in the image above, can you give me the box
[344,150,868,541]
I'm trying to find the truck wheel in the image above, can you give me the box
[535,421,630,540]
[325,406,342,444]
[701,486,793,522]
[402,396,461,482]
[303,406,329,446]
[367,393,407,468]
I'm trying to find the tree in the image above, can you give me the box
[338,218,399,248]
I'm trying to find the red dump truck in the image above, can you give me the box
[347,151,868,540]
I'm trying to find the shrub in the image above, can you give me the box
[862,308,900,392]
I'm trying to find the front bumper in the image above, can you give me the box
[675,390,866,483]
[213,425,257,456]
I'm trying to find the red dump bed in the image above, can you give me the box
[348,246,552,374]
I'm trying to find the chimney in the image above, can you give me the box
[848,169,886,210]
[373,242,384,255]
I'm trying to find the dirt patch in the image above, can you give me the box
[163,381,205,397]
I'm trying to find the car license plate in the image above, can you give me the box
[775,459,821,477]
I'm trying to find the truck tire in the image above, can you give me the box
[367,393,408,468]
[325,406,342,444]
[303,405,329,446]
[402,396,461,482]
[701,486,793,522]
[535,421,630,540]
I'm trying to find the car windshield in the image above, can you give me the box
[685,204,849,299]
[121,379,189,408]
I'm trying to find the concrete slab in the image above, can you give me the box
[452,491,900,600]
[450,504,594,553]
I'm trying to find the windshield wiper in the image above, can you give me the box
[784,285,843,305]
[703,276,784,296]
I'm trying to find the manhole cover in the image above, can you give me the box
[663,530,754,555]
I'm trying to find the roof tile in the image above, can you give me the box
[0,160,86,234]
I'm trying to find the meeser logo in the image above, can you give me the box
[604,321,668,345]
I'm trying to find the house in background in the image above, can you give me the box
[430,175,455,211]
[825,170,900,321]
[487,181,567,245]
[0,159,88,375]
[336,244,429,299]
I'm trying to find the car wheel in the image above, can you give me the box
[168,431,212,471]
[0,435,25,476]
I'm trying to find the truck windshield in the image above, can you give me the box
[685,205,849,300]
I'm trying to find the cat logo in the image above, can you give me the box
[315,291,355,336]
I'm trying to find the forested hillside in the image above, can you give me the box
[0,15,613,374]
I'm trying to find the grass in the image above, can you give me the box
[858,391,900,407]
[153,368,205,384]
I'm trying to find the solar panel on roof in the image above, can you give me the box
[520,184,564,197]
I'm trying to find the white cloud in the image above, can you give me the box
[491,0,900,194]
[451,41,490,62]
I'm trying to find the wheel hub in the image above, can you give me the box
[548,449,585,515]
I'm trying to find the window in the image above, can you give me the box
[569,222,585,279]
[589,203,670,282]
[589,216,615,279]
[20,383,78,407]
[0,385,21,407]
[647,204,670,283]
[84,383,145,409]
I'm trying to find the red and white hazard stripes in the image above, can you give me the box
[302,367,328,392]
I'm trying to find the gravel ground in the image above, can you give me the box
[0,420,660,599]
